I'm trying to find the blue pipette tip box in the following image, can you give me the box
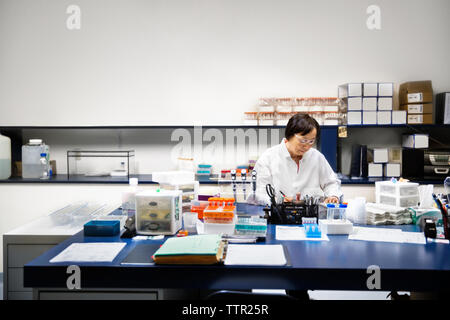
[304,224,322,238]
[84,220,120,237]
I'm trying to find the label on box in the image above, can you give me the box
[407,93,423,103]
[407,114,422,124]
[408,104,423,113]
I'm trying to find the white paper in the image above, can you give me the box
[49,242,126,263]
[349,227,426,245]
[275,226,329,241]
[225,244,287,266]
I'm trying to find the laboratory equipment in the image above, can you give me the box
[235,216,267,237]
[84,220,120,237]
[231,170,237,201]
[241,169,247,200]
[197,164,212,176]
[22,139,50,178]
[190,200,209,219]
[202,197,237,235]
[182,211,198,233]
[320,203,353,234]
[432,193,449,240]
[122,178,139,217]
[135,189,182,235]
[0,133,11,179]
[375,180,420,208]
[302,218,322,238]
[67,150,135,178]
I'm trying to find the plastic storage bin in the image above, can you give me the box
[135,190,182,235]
[0,133,11,179]
[376,180,420,208]
[22,139,49,178]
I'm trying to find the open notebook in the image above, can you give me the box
[153,234,226,265]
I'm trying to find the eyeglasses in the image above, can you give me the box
[294,134,315,145]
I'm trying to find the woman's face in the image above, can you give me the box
[286,128,317,157]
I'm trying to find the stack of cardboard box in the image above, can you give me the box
[399,81,434,124]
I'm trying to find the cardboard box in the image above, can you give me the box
[399,80,433,105]
[362,111,377,125]
[392,110,407,124]
[363,83,378,96]
[378,83,394,97]
[378,97,393,110]
[384,163,401,177]
[347,111,362,125]
[362,97,377,111]
[368,163,383,177]
[348,97,362,110]
[388,148,402,163]
[399,103,433,114]
[377,111,391,125]
[407,113,433,124]
[373,148,389,163]
[402,134,429,149]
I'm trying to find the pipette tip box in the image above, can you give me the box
[84,220,120,237]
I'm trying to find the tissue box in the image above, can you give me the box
[84,220,120,237]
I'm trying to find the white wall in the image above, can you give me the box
[1,0,449,126]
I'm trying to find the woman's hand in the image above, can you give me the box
[324,196,339,204]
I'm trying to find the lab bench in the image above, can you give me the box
[22,207,450,300]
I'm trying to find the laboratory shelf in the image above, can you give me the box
[0,174,222,185]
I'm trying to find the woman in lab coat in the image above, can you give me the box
[254,113,342,205]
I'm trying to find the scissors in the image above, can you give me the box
[266,184,277,206]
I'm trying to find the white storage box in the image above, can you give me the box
[373,148,389,163]
[402,134,429,149]
[362,111,377,125]
[392,110,407,124]
[375,180,419,197]
[362,97,377,111]
[135,190,182,235]
[347,111,362,125]
[339,83,362,98]
[348,97,362,110]
[376,180,420,208]
[152,171,195,184]
[384,163,401,177]
[363,83,378,96]
[378,97,393,110]
[319,219,353,235]
[368,163,383,177]
[378,83,394,97]
[377,111,392,124]
[378,194,420,208]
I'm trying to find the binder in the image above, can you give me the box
[153,234,227,265]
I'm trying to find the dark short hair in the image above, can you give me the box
[285,114,320,140]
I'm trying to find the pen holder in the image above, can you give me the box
[269,202,319,225]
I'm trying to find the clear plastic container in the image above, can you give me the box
[326,204,347,220]
[135,189,182,235]
[122,178,139,217]
[376,181,419,197]
[379,194,420,208]
[22,139,49,178]
[0,133,11,179]
[203,217,236,236]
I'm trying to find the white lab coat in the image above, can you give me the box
[253,139,342,205]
